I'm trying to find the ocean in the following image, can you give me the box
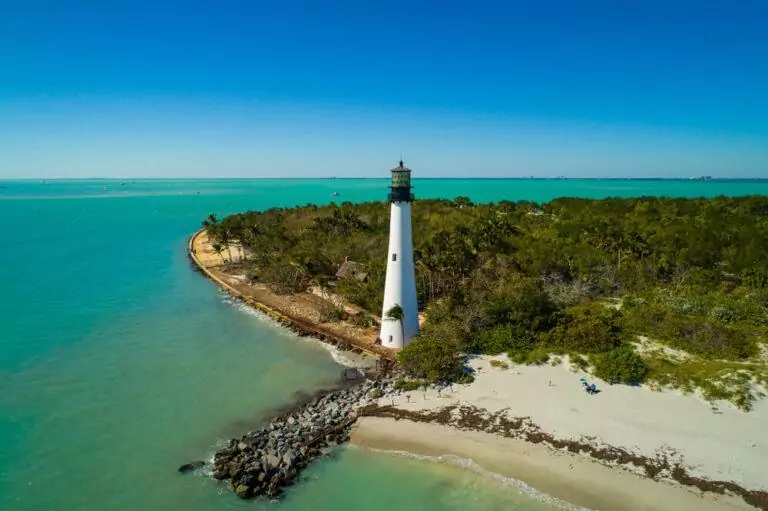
[2,178,766,511]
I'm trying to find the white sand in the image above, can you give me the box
[352,417,751,511]
[368,355,768,493]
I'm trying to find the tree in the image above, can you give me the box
[240,227,257,261]
[211,243,225,264]
[547,303,622,353]
[202,213,218,231]
[218,227,234,262]
[385,304,405,342]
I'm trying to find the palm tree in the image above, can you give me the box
[241,228,255,261]
[289,259,309,288]
[202,213,218,231]
[385,304,405,343]
[211,243,225,264]
[219,228,234,262]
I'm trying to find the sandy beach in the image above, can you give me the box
[352,355,768,510]
[353,418,749,511]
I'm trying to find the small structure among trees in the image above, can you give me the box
[335,259,368,283]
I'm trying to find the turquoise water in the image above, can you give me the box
[1,178,766,511]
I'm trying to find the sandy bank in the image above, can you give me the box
[355,355,767,509]
[352,417,750,511]
[381,356,768,492]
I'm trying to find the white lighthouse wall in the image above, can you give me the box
[380,202,420,349]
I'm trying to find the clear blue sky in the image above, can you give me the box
[1,0,767,178]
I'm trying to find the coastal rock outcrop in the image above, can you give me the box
[210,377,400,499]
[178,460,206,473]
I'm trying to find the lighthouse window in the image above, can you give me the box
[392,253,397,262]
[388,335,393,343]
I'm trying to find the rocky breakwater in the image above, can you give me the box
[210,377,398,500]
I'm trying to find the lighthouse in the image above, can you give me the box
[380,160,419,349]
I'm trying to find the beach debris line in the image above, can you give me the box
[196,377,401,500]
[358,404,768,510]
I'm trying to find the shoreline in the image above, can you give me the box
[352,355,768,510]
[187,229,395,363]
[351,417,751,511]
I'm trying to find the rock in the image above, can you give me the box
[206,378,374,499]
[212,465,229,480]
[228,462,242,479]
[178,460,206,473]
[234,484,251,498]
[266,453,280,468]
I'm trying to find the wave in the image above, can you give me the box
[358,446,589,511]
[218,292,376,370]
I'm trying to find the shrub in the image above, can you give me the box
[571,354,590,371]
[261,263,306,295]
[393,378,426,391]
[667,320,753,360]
[528,350,551,365]
[623,303,755,360]
[594,346,648,385]
[547,303,622,353]
[455,372,475,384]
[467,325,535,355]
[321,307,349,322]
[369,388,382,399]
[489,359,509,369]
[350,311,375,328]
[508,349,550,366]
[397,322,467,382]
[709,306,736,323]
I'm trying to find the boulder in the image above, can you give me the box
[178,460,206,474]
[266,453,280,468]
[228,462,242,479]
[234,484,251,498]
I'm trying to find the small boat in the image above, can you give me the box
[331,192,340,197]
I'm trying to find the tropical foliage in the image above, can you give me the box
[205,196,768,406]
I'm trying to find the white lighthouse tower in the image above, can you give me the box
[380,160,419,349]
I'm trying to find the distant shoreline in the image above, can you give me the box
[6,177,768,182]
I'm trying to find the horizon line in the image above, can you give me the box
[3,176,767,181]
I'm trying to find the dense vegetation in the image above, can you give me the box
[204,196,768,409]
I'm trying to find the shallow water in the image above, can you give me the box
[1,178,764,510]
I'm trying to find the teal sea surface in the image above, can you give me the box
[2,178,767,511]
